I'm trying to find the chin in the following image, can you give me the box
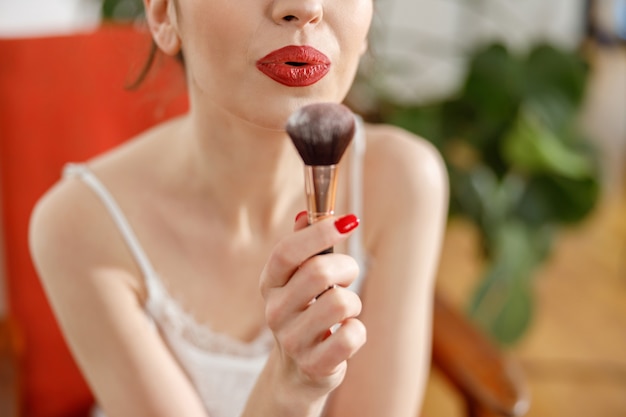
[239,94,345,131]
[208,74,351,131]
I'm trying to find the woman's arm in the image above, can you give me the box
[29,180,211,417]
[325,126,449,417]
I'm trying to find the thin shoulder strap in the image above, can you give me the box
[348,116,368,292]
[63,163,159,291]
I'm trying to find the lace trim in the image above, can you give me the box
[146,277,274,358]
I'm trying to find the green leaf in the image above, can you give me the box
[467,222,544,345]
[516,175,600,225]
[102,0,144,21]
[523,44,589,110]
[490,282,534,345]
[503,108,594,178]
[446,44,523,151]
[449,166,498,228]
[462,44,524,119]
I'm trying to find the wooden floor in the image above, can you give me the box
[422,43,626,417]
[423,187,626,417]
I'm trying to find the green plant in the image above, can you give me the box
[368,43,600,345]
[101,0,144,21]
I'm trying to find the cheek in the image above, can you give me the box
[338,3,373,57]
[182,17,252,92]
[347,1,374,31]
[179,1,251,60]
[339,8,372,65]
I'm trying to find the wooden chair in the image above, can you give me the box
[0,24,529,417]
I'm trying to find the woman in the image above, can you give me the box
[29,0,448,416]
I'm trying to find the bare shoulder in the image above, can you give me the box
[30,115,186,300]
[29,166,144,300]
[362,122,448,209]
[359,122,449,251]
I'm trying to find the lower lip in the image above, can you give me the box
[256,62,330,87]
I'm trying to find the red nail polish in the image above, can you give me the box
[323,328,333,340]
[295,210,308,223]
[335,214,359,234]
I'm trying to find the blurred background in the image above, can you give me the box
[0,0,625,416]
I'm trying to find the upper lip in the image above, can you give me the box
[257,45,330,67]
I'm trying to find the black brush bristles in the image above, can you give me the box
[286,102,356,166]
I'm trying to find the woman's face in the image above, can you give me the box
[171,0,373,129]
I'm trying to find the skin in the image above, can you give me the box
[28,0,449,416]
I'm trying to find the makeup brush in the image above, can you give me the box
[286,102,356,254]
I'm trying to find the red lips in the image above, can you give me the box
[256,45,331,87]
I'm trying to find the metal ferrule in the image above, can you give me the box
[304,165,338,224]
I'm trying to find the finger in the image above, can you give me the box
[293,210,309,232]
[275,287,362,359]
[283,254,360,314]
[301,287,363,342]
[302,318,367,378]
[294,210,332,255]
[264,254,359,333]
[260,214,359,297]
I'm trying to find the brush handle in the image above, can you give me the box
[305,165,338,255]
[305,165,338,223]
[317,247,334,255]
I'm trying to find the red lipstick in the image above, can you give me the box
[256,46,331,87]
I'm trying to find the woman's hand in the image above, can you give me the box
[259,212,366,398]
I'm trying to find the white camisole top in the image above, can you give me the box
[65,119,367,417]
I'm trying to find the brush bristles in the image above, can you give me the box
[286,102,356,166]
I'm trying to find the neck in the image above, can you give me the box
[174,108,306,236]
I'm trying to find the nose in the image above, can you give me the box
[271,0,323,27]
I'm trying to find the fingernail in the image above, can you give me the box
[335,214,359,234]
[295,210,308,223]
[323,328,333,340]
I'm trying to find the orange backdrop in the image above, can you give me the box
[0,23,188,417]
